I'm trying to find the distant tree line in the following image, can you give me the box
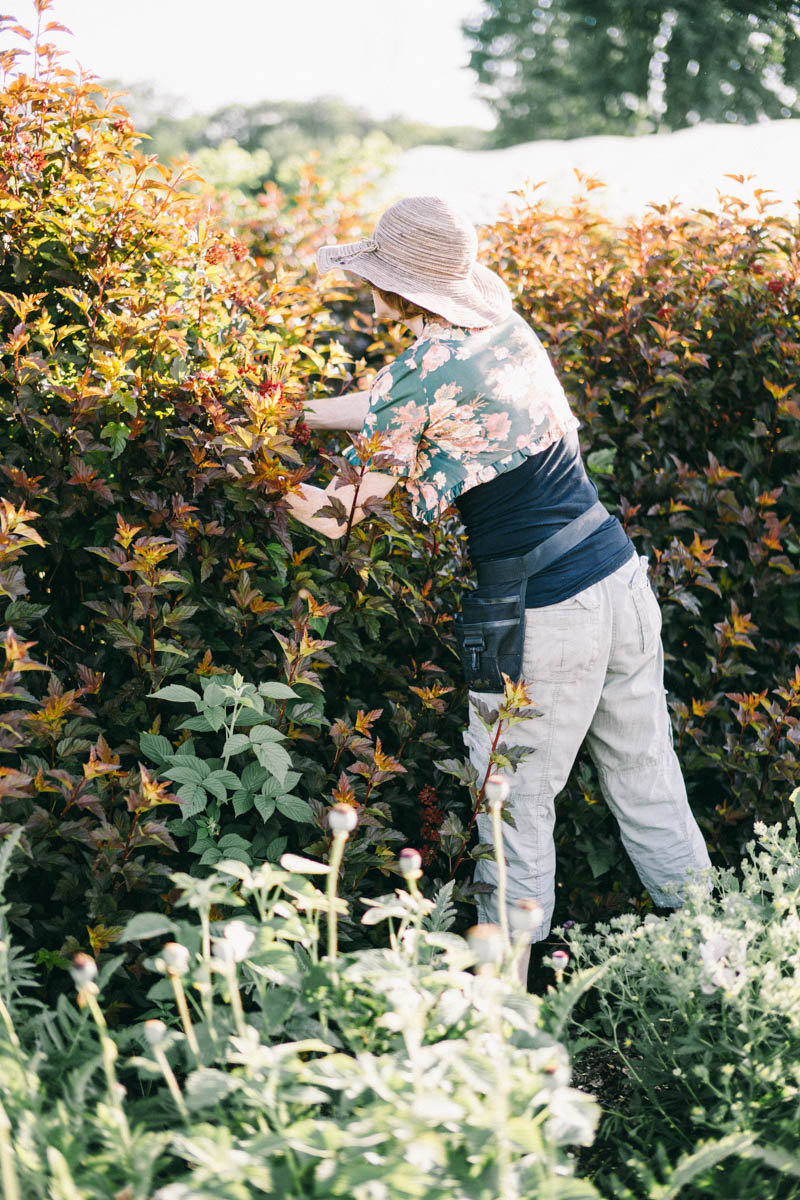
[107,1,800,181]
[464,0,800,144]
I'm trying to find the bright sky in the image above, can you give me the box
[13,0,495,128]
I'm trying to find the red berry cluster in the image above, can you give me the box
[204,242,226,265]
[293,420,311,445]
[257,379,282,400]
[113,117,135,137]
[418,784,445,866]
[228,287,267,322]
[231,239,248,262]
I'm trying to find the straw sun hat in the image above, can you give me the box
[316,195,513,329]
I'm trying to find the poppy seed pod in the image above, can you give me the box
[509,897,545,933]
[161,942,190,975]
[398,847,422,876]
[485,774,510,808]
[328,803,358,833]
[69,952,97,989]
[144,1018,167,1046]
[466,923,504,964]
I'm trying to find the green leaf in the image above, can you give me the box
[257,681,298,699]
[139,732,173,764]
[150,684,201,705]
[184,1067,238,1111]
[241,763,269,791]
[253,740,292,786]
[223,733,251,757]
[249,724,285,744]
[232,791,254,816]
[276,794,316,824]
[120,912,177,942]
[100,420,130,459]
[254,793,276,822]
[164,758,210,785]
[176,782,207,817]
[265,835,288,861]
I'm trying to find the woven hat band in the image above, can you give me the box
[315,195,513,328]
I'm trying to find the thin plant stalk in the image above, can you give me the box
[168,970,200,1060]
[488,798,511,954]
[81,986,131,1148]
[0,995,20,1051]
[223,961,249,1041]
[326,830,349,964]
[153,1044,189,1120]
[0,1101,21,1200]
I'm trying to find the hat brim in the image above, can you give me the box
[316,240,512,329]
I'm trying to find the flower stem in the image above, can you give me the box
[0,1101,20,1200]
[169,971,200,1060]
[326,830,349,964]
[489,800,511,954]
[154,1045,189,1120]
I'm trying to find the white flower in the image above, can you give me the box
[213,919,255,963]
[545,1086,599,1146]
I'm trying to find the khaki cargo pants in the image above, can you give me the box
[465,553,712,940]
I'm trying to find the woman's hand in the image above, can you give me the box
[284,470,397,539]
[303,389,370,432]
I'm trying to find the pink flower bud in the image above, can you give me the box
[69,952,97,989]
[551,949,570,972]
[399,848,422,876]
[485,774,510,808]
[466,923,504,965]
[328,803,358,833]
[509,898,545,932]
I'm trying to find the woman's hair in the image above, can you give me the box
[371,283,439,322]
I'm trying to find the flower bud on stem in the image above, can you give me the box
[326,805,356,966]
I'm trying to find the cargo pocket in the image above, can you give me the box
[521,587,601,683]
[630,556,663,655]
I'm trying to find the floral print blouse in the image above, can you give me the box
[346,312,579,523]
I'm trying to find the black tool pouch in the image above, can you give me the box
[454,579,527,693]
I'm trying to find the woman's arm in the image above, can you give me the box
[284,470,397,539]
[304,389,370,431]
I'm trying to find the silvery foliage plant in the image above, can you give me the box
[0,810,601,1200]
[555,788,800,1200]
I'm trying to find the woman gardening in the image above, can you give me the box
[284,195,711,987]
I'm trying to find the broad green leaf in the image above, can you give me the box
[249,724,285,744]
[254,793,276,823]
[276,794,316,824]
[241,763,269,791]
[164,758,210,785]
[223,733,251,757]
[176,782,207,817]
[253,740,292,786]
[120,912,176,942]
[185,1067,238,1110]
[139,732,173,764]
[257,681,298,699]
[150,684,201,705]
